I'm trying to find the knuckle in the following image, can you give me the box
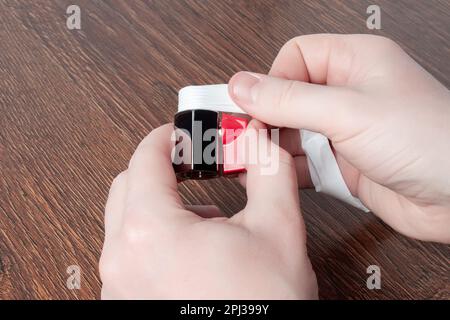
[278,80,299,110]
[288,35,306,46]
[374,36,402,52]
[283,36,300,50]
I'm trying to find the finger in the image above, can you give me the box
[269,34,393,85]
[228,34,393,137]
[240,120,303,232]
[186,205,225,219]
[229,72,367,138]
[238,156,313,189]
[126,124,185,220]
[269,34,345,84]
[104,171,128,237]
[269,36,310,82]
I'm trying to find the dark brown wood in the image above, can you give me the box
[1,0,449,300]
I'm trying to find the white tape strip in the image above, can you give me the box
[179,84,245,113]
[300,130,369,212]
[178,84,369,212]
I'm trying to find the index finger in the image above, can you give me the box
[270,34,391,85]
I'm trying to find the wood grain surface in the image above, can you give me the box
[1,0,449,300]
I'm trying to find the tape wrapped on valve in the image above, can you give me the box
[172,84,369,212]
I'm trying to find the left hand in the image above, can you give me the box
[99,121,317,299]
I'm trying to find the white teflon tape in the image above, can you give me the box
[178,84,245,114]
[300,129,369,212]
[178,84,369,212]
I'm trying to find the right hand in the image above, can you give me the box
[228,34,450,243]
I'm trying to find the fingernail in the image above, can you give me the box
[230,72,262,105]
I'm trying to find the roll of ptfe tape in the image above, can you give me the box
[178,84,369,212]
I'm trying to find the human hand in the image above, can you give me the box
[228,34,450,243]
[100,123,317,299]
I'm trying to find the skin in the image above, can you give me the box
[229,34,450,244]
[101,34,450,299]
[100,121,318,299]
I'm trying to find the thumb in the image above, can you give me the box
[239,120,305,237]
[228,71,366,138]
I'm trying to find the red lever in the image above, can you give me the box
[221,114,248,175]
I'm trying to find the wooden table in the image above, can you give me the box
[1,0,449,300]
